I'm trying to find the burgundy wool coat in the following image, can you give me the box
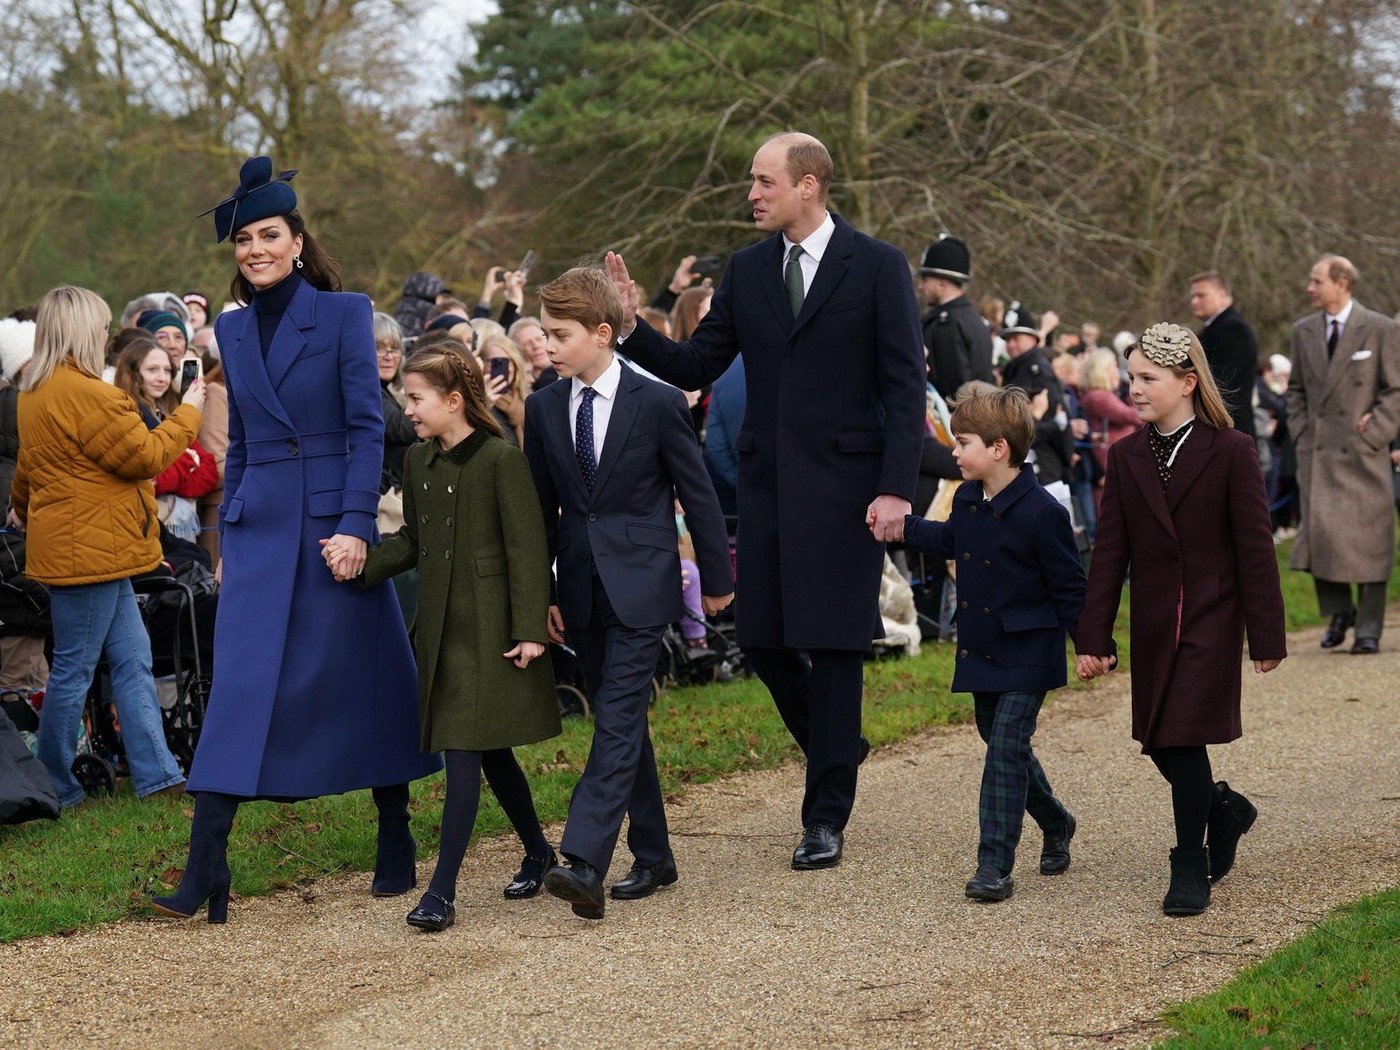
[1078,424,1286,749]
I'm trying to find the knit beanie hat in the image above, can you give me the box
[139,311,189,341]
[0,318,37,383]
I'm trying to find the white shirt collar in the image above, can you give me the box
[1326,299,1354,327]
[782,211,835,262]
[571,354,622,402]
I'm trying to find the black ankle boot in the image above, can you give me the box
[371,784,417,897]
[151,792,239,924]
[1207,781,1257,883]
[1162,846,1211,916]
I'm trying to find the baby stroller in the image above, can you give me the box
[656,611,748,689]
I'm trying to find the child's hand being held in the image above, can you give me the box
[505,641,546,669]
[1253,658,1282,674]
[1076,654,1112,680]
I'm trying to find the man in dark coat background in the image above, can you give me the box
[1190,271,1258,440]
[919,235,994,401]
[606,131,926,872]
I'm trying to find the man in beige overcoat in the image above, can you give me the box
[1286,254,1400,653]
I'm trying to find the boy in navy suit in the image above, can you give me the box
[524,268,733,920]
[883,387,1093,902]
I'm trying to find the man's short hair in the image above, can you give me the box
[765,132,833,201]
[538,267,624,346]
[507,316,543,339]
[1315,254,1359,290]
[425,297,470,324]
[1189,270,1230,293]
[950,386,1035,467]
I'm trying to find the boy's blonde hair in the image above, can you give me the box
[538,267,624,346]
[24,286,111,391]
[950,386,1035,466]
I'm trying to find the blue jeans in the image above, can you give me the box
[38,578,185,808]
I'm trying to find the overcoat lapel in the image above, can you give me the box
[228,305,294,430]
[792,218,853,335]
[589,368,641,500]
[1322,305,1369,400]
[1126,434,1178,540]
[265,279,316,392]
[759,234,793,332]
[1165,424,1215,512]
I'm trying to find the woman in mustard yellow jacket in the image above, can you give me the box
[8,286,206,809]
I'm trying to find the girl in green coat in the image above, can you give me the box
[343,335,561,932]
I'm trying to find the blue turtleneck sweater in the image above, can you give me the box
[252,271,304,360]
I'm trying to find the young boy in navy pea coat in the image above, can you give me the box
[885,387,1100,902]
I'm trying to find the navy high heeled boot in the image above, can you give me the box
[371,783,417,897]
[151,792,239,923]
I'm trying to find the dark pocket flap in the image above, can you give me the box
[223,496,244,523]
[837,429,884,453]
[307,489,341,518]
[734,430,755,453]
[626,522,677,551]
[475,554,507,577]
[1001,608,1060,633]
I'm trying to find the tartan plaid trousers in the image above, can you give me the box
[972,690,1072,873]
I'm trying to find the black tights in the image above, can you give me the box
[1148,746,1214,850]
[427,748,550,901]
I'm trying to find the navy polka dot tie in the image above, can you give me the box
[575,386,598,492]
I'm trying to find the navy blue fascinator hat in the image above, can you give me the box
[199,157,298,243]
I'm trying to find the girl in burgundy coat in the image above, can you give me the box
[1076,322,1286,917]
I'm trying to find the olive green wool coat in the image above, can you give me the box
[363,430,560,753]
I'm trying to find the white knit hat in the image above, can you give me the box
[0,318,36,384]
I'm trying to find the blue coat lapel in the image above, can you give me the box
[759,234,793,332]
[589,366,642,501]
[226,306,294,430]
[265,279,316,391]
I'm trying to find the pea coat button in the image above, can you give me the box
[447,484,455,494]
[421,515,429,524]
[445,550,452,559]
[982,607,990,615]
[969,505,977,514]
[984,654,993,661]
[588,512,598,522]
[983,560,991,567]
[959,601,968,609]
[288,440,299,456]
[423,482,430,490]
[961,552,970,561]
[420,547,428,556]
[958,649,968,659]
[445,517,453,526]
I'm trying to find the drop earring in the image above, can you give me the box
[294,254,304,270]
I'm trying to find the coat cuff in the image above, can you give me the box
[336,510,375,542]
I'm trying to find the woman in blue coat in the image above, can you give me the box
[153,158,440,923]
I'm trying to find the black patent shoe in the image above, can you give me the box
[965,865,1014,902]
[1039,813,1076,876]
[791,822,843,870]
[406,891,456,932]
[1320,610,1355,649]
[504,849,557,900]
[609,856,679,900]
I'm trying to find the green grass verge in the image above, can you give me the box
[1158,887,1400,1047]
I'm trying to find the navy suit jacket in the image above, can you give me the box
[621,214,926,650]
[523,362,731,631]
[903,466,1087,693]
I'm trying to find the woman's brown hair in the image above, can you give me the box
[228,210,341,305]
[114,335,178,418]
[401,336,503,439]
[670,286,713,342]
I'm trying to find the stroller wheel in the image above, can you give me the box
[72,754,116,797]
[556,684,590,719]
[649,677,662,707]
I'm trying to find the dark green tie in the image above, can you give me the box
[785,244,805,318]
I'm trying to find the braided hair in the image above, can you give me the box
[401,334,504,439]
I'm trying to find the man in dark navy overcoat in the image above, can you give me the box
[608,132,926,869]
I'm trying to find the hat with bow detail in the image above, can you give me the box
[199,156,299,243]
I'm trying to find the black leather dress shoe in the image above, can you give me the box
[965,865,1014,902]
[609,856,679,900]
[1350,637,1379,655]
[543,860,605,919]
[405,891,455,932]
[504,848,557,900]
[1320,611,1355,649]
[859,735,872,765]
[1039,813,1076,876]
[791,822,843,870]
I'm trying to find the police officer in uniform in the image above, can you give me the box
[1000,301,1074,489]
[919,235,994,401]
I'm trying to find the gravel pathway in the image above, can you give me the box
[3,617,1398,1049]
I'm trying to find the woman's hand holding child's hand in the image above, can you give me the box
[1076,654,1114,681]
[505,641,545,669]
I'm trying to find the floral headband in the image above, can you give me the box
[1138,322,1193,368]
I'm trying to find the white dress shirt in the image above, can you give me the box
[570,355,623,461]
[781,211,836,295]
[1325,298,1355,340]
